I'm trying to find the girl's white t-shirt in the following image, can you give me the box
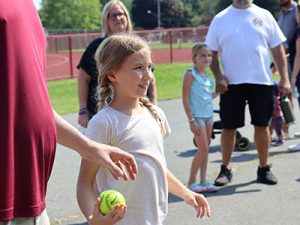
[205,4,286,85]
[86,105,171,225]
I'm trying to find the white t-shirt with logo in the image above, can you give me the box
[86,105,171,225]
[205,4,286,85]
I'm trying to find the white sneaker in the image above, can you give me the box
[288,143,300,151]
[188,182,207,193]
[284,132,293,140]
[202,182,217,192]
[294,132,300,138]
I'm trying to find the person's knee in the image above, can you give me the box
[222,128,237,136]
[254,125,268,132]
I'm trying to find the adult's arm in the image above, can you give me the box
[291,36,300,88]
[271,44,291,96]
[210,51,228,94]
[78,68,92,127]
[54,110,138,180]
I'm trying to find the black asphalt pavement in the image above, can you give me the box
[47,98,300,225]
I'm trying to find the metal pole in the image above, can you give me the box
[157,0,161,28]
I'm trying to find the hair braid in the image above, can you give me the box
[139,97,166,138]
[97,75,112,110]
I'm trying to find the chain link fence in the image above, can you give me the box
[46,26,208,80]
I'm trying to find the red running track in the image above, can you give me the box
[46,48,191,81]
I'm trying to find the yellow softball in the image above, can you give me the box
[99,190,126,215]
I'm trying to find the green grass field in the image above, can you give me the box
[59,42,195,53]
[47,62,280,115]
[48,62,198,114]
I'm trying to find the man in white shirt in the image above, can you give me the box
[206,0,290,186]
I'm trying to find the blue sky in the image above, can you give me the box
[33,0,41,9]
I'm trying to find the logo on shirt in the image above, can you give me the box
[252,18,264,27]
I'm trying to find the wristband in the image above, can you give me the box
[189,118,196,124]
[79,108,89,115]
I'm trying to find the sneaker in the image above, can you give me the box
[273,140,284,146]
[288,143,300,151]
[188,182,207,193]
[257,164,277,185]
[202,181,217,192]
[284,132,293,140]
[215,165,232,186]
[294,132,300,138]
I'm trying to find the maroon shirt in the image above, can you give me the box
[0,0,57,221]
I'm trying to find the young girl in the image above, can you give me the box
[182,43,218,193]
[269,83,284,146]
[76,34,210,224]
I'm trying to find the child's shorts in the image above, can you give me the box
[195,116,213,128]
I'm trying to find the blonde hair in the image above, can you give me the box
[94,34,166,137]
[102,0,133,35]
[192,42,209,58]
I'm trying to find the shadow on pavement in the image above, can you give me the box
[168,181,259,204]
[207,180,260,197]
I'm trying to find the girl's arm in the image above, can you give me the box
[77,159,127,225]
[182,71,201,135]
[77,159,101,222]
[167,170,211,218]
[182,70,194,122]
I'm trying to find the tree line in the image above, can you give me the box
[39,0,280,34]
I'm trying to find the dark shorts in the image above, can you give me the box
[220,84,274,129]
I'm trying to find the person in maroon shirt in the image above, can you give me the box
[0,0,137,224]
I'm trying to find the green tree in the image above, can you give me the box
[215,0,280,16]
[39,0,101,33]
[131,0,187,29]
[100,0,132,12]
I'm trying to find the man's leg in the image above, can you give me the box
[216,85,246,186]
[254,126,270,167]
[214,128,236,186]
[221,128,236,167]
[255,125,278,185]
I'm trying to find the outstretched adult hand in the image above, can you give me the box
[55,110,138,180]
[88,144,138,180]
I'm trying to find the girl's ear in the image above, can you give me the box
[107,71,117,83]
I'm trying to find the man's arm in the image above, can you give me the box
[210,51,228,94]
[54,110,138,180]
[271,44,291,96]
[291,37,300,88]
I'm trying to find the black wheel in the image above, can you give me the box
[235,137,250,151]
[235,131,242,140]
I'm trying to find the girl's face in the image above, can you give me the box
[193,47,212,69]
[107,5,128,34]
[110,49,154,100]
